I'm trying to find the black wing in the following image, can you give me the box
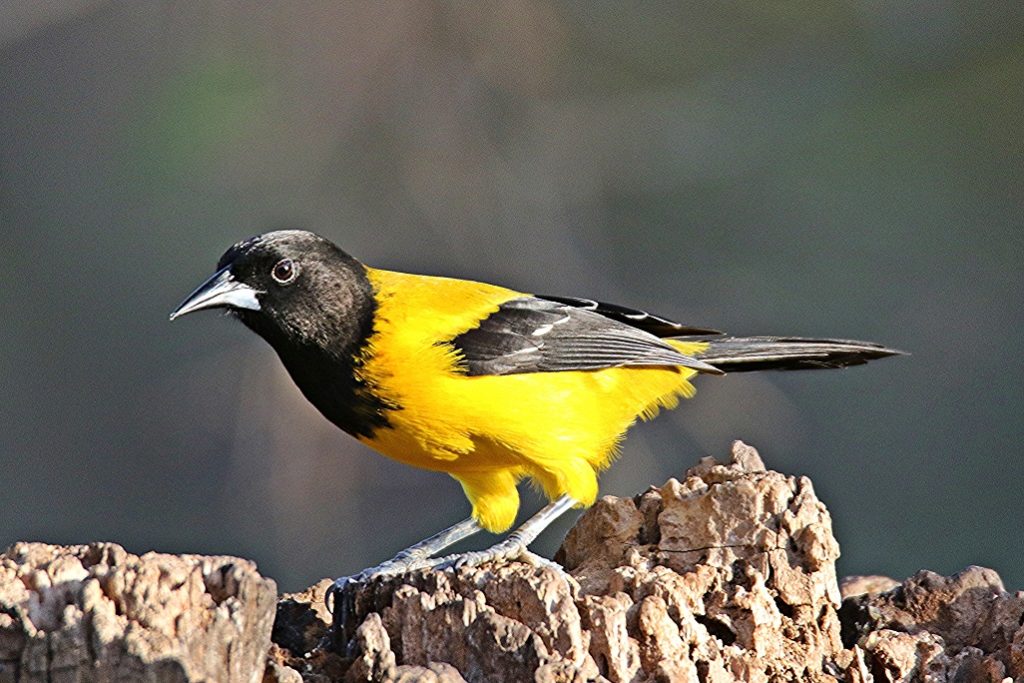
[537,295,722,337]
[450,297,723,377]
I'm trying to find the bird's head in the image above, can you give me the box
[170,230,373,353]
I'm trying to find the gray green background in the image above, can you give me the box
[2,3,1021,591]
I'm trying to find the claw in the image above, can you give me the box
[438,540,529,570]
[327,575,354,614]
[327,574,367,655]
[519,550,562,571]
[325,497,579,652]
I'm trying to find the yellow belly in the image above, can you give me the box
[356,267,708,532]
[360,363,699,532]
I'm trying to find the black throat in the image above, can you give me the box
[275,339,392,439]
[237,262,393,439]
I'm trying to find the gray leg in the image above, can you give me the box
[381,515,483,565]
[430,494,578,570]
[332,514,482,585]
[330,495,579,649]
[327,515,482,623]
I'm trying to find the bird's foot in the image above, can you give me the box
[328,555,432,608]
[516,549,567,573]
[327,547,572,653]
[327,555,437,653]
[431,539,560,572]
[325,574,361,638]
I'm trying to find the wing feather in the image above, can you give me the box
[536,294,721,337]
[450,297,722,376]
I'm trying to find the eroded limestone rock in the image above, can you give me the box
[0,541,276,683]
[276,441,850,682]
[842,566,1024,682]
[272,443,1024,682]
[10,443,1023,683]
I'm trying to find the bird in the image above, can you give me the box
[170,229,901,619]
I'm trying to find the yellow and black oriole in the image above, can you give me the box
[171,230,899,612]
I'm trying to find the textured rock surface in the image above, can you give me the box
[0,541,277,683]
[269,442,1024,682]
[8,443,1024,682]
[273,441,850,681]
[840,566,1024,682]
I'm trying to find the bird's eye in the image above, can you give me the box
[271,258,297,284]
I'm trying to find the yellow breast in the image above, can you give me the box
[354,267,704,531]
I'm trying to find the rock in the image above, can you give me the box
[273,579,335,658]
[280,441,849,681]
[265,580,347,683]
[269,442,1024,682]
[840,575,901,599]
[0,541,277,683]
[841,565,1024,681]
[10,442,1024,682]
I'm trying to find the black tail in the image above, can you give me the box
[694,336,904,372]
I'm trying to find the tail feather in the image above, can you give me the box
[690,336,904,372]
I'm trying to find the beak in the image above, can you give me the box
[169,267,261,321]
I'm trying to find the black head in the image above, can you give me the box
[170,230,374,357]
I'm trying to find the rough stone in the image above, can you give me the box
[270,442,1024,682]
[0,541,277,683]
[278,441,849,681]
[841,575,901,599]
[11,443,1024,682]
[842,565,1024,681]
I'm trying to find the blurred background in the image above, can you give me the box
[1,3,1021,592]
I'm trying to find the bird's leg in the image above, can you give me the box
[431,494,578,571]
[329,496,578,649]
[378,515,484,565]
[332,515,482,590]
[327,515,483,639]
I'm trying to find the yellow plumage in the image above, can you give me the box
[171,230,900,587]
[357,268,708,532]
[170,228,901,590]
